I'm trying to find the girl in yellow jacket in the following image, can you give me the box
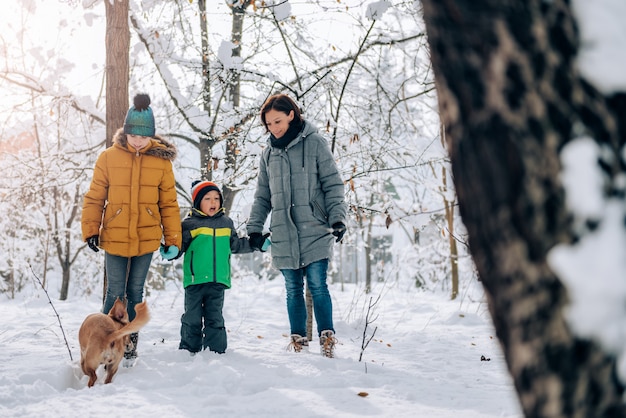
[81,94,182,363]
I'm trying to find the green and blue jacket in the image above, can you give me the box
[179,208,252,289]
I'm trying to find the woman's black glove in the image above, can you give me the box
[250,232,270,251]
[331,222,346,243]
[87,235,99,252]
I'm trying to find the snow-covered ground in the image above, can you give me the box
[0,274,521,417]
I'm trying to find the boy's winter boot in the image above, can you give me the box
[287,334,309,352]
[319,330,337,358]
[123,332,139,367]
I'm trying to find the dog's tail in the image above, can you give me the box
[108,302,150,343]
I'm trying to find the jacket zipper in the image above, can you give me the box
[190,251,195,283]
[212,230,217,283]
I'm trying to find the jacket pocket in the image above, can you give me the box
[104,207,123,227]
[145,205,159,219]
[140,205,161,227]
[310,193,328,224]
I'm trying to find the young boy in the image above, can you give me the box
[177,180,265,354]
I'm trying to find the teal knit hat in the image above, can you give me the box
[123,94,155,137]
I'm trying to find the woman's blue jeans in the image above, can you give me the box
[102,252,153,321]
[281,259,334,337]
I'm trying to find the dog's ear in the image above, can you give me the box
[109,298,128,322]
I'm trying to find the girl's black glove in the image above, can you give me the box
[87,235,99,252]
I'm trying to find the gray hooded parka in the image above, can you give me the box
[247,121,347,270]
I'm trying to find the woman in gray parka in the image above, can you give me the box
[247,94,347,358]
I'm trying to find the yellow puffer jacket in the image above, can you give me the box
[81,129,182,257]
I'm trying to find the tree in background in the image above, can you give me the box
[422,0,626,415]
[0,3,105,299]
[105,0,129,148]
[129,0,259,212]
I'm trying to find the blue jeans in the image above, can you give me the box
[281,259,334,337]
[102,252,153,321]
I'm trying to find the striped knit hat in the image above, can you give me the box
[191,180,223,210]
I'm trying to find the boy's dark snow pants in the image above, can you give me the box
[179,282,227,354]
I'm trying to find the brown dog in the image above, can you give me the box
[78,298,150,387]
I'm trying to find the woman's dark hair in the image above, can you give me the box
[260,94,304,132]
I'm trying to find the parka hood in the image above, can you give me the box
[286,120,316,149]
[113,128,177,161]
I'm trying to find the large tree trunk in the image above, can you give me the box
[422,1,626,416]
[104,0,129,301]
[105,0,129,147]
